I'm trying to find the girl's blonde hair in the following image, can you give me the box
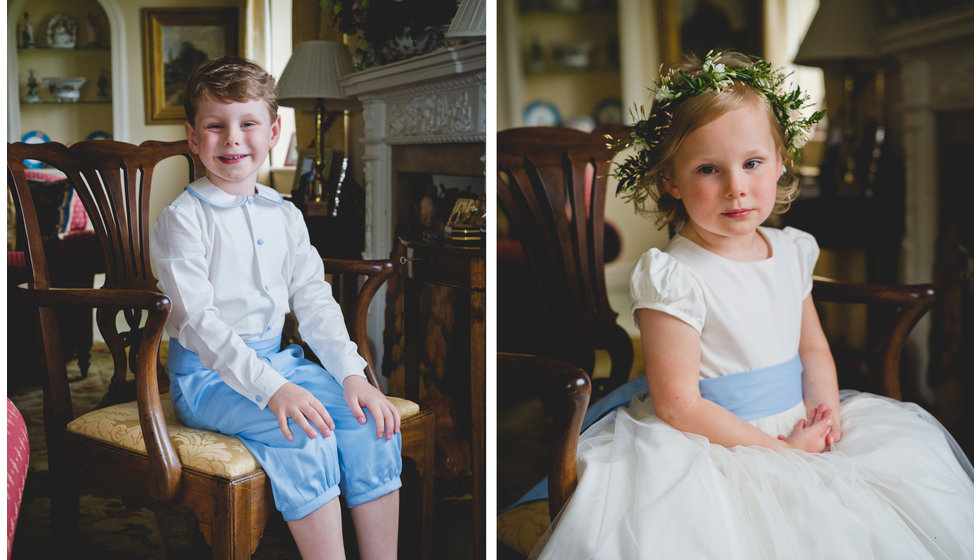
[635,52,800,230]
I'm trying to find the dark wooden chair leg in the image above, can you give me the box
[399,409,434,560]
[49,456,81,552]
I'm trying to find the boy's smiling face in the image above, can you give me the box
[186,97,280,196]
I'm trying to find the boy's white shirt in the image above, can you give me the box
[150,176,367,409]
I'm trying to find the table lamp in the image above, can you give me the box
[795,0,878,195]
[278,41,361,204]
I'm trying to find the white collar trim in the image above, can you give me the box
[185,176,285,208]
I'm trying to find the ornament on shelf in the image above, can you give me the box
[22,12,35,48]
[97,69,110,101]
[86,13,102,47]
[25,70,41,103]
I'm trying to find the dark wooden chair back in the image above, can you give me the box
[497,125,633,396]
[8,140,205,409]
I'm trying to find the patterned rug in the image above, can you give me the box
[8,342,299,559]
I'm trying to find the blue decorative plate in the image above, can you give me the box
[594,98,623,125]
[21,130,51,169]
[523,100,561,127]
[86,130,111,141]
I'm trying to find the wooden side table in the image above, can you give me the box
[399,238,486,558]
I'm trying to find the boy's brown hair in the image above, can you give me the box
[183,57,278,125]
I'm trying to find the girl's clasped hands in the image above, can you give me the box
[779,402,839,453]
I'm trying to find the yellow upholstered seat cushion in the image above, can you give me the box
[388,396,421,419]
[66,395,421,479]
[497,500,550,557]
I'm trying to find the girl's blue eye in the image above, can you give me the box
[744,160,761,169]
[697,165,717,175]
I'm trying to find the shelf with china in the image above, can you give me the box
[12,0,113,141]
[509,0,622,130]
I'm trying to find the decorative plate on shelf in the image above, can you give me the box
[566,115,596,132]
[523,100,561,127]
[21,130,51,169]
[594,98,623,125]
[47,13,78,49]
[85,130,112,141]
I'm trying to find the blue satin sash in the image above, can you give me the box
[698,354,803,421]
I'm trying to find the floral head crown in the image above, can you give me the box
[609,51,826,205]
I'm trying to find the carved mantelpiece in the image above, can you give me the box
[339,40,486,372]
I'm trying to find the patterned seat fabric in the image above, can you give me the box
[67,395,420,479]
[497,500,550,557]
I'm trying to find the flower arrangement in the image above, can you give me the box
[609,51,826,205]
[321,0,459,69]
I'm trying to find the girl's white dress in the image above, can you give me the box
[531,227,973,559]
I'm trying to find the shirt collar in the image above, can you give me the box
[185,176,285,208]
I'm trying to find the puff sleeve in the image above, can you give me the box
[629,248,706,333]
[782,227,820,298]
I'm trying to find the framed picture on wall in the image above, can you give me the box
[141,7,239,124]
[657,0,763,64]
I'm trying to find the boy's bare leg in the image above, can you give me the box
[350,489,400,560]
[287,497,345,559]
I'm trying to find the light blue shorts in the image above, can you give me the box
[168,336,402,521]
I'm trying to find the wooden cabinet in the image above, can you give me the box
[12,0,112,142]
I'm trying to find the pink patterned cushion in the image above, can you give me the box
[7,399,29,558]
[57,189,94,238]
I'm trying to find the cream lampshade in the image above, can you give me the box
[794,0,877,66]
[447,0,486,41]
[278,41,360,203]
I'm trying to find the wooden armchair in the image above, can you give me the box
[497,125,634,398]
[7,139,434,559]
[496,279,937,558]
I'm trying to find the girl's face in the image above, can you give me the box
[663,102,783,251]
[186,97,280,196]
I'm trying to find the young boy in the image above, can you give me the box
[150,57,402,559]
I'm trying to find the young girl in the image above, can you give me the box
[530,51,973,559]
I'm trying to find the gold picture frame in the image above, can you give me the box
[141,8,240,124]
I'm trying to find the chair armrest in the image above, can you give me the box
[17,285,182,502]
[498,353,591,520]
[321,258,394,389]
[812,278,936,400]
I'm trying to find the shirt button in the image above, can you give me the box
[264,285,270,291]
[257,239,264,245]
[256,395,262,402]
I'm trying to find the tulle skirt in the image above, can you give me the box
[531,390,973,559]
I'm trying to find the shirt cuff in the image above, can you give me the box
[332,368,368,387]
[250,371,289,410]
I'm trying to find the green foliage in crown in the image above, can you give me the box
[608,51,826,206]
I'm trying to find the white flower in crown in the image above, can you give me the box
[653,84,675,103]
[790,131,808,151]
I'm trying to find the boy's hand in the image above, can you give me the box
[342,376,401,440]
[268,382,334,441]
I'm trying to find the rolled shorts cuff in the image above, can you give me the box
[345,476,402,509]
[280,486,342,522]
